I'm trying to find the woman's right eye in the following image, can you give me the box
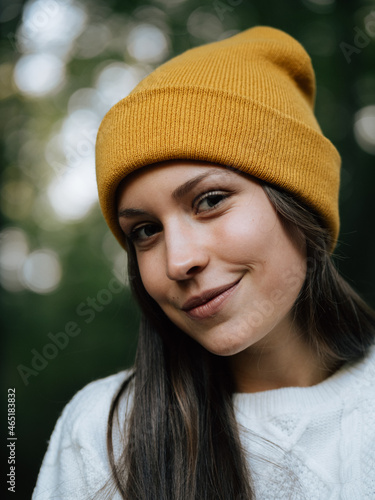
[129,223,160,242]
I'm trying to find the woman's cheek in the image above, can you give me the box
[138,255,162,299]
[216,215,265,262]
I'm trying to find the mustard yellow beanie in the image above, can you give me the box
[96,26,341,250]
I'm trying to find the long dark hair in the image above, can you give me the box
[104,180,375,500]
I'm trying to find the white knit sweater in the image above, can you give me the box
[33,346,375,500]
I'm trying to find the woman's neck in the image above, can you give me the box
[228,321,334,393]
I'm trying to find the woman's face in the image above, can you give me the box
[117,161,307,357]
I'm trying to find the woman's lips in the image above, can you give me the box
[182,279,241,319]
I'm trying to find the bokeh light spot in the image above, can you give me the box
[47,162,98,222]
[187,8,224,41]
[13,53,65,97]
[0,227,29,292]
[18,0,87,57]
[127,23,169,63]
[95,62,142,108]
[302,0,335,13]
[354,105,375,155]
[22,248,62,294]
[0,227,29,272]
[67,87,105,115]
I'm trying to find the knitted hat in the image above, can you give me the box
[96,26,341,251]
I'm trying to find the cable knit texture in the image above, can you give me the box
[95,26,341,252]
[33,346,375,500]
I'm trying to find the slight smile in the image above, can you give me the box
[182,279,242,320]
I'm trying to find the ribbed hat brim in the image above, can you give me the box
[96,86,340,249]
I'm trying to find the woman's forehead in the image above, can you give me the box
[116,160,245,199]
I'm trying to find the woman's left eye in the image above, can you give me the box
[195,191,229,213]
[129,223,160,242]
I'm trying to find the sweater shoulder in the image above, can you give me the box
[33,370,134,499]
[347,343,375,386]
[44,368,135,460]
[59,369,134,431]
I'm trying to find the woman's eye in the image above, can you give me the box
[195,192,228,213]
[129,223,160,242]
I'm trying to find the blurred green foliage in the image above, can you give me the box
[1,0,375,497]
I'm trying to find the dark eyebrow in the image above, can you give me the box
[118,208,149,219]
[171,172,212,201]
[171,168,229,201]
[118,168,229,218]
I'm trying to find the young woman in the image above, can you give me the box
[33,26,375,499]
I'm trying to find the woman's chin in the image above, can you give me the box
[195,334,252,358]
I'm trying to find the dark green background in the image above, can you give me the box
[1,0,375,498]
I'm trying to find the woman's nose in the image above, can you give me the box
[164,221,209,281]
